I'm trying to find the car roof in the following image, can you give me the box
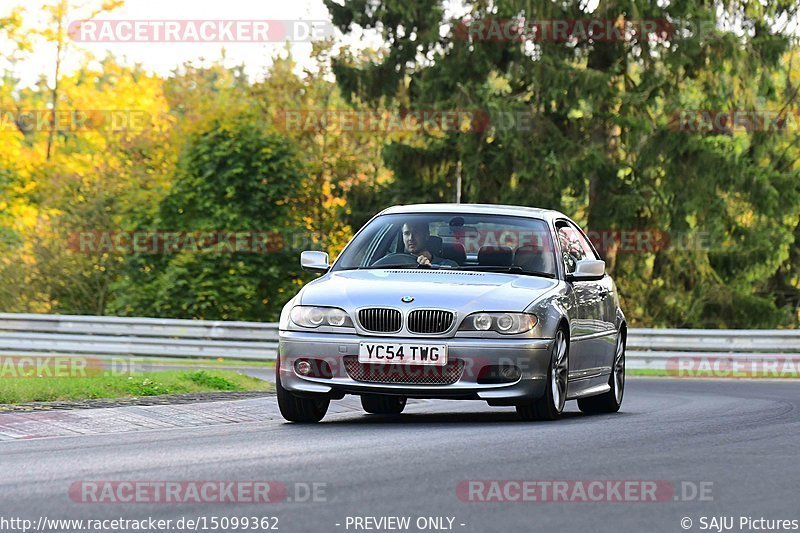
[379,203,566,221]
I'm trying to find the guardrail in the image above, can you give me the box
[0,314,798,369]
[0,313,278,361]
[625,328,800,371]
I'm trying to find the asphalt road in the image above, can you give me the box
[0,378,798,533]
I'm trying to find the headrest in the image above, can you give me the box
[441,242,466,264]
[426,235,443,256]
[478,245,513,266]
[513,245,556,275]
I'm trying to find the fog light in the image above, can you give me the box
[295,359,312,376]
[477,364,521,384]
[499,365,521,380]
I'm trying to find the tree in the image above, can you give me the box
[38,0,123,159]
[8,54,175,315]
[108,113,309,320]
[250,43,396,254]
[325,0,800,327]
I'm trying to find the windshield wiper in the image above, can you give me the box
[361,263,418,269]
[360,263,444,270]
[456,265,556,278]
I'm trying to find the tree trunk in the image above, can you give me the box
[46,13,63,161]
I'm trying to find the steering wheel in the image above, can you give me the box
[370,253,420,267]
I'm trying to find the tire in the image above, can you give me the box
[578,331,625,414]
[360,394,407,415]
[276,363,329,423]
[517,328,568,421]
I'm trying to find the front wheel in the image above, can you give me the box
[361,394,407,415]
[276,365,329,423]
[578,331,625,414]
[517,329,568,421]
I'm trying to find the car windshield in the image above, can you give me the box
[332,213,557,277]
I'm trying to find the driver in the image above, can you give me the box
[402,221,458,267]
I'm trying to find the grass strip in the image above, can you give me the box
[0,369,273,404]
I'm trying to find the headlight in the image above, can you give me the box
[290,306,354,328]
[459,312,538,335]
[473,313,493,330]
[496,314,514,331]
[326,308,348,327]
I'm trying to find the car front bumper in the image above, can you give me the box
[278,330,554,402]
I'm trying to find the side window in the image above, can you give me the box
[556,222,595,274]
[364,225,398,266]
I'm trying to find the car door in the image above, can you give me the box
[596,273,619,372]
[574,224,618,373]
[555,220,611,377]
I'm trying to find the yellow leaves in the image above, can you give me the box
[302,216,315,230]
[736,210,755,228]
[486,72,511,95]
[720,191,756,229]
[11,204,38,230]
[324,196,346,210]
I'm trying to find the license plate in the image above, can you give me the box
[358,342,448,366]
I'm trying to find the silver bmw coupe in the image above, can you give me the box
[277,204,626,422]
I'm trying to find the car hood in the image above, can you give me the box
[298,269,558,313]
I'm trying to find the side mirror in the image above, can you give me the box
[300,251,330,274]
[567,259,605,281]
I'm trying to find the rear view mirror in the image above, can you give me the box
[300,251,329,274]
[568,259,605,281]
